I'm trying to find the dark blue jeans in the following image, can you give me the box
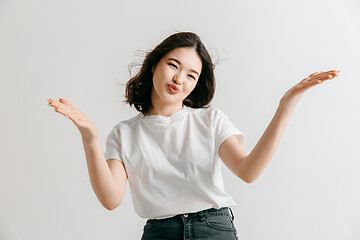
[141,207,239,240]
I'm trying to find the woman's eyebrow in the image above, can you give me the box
[167,57,199,76]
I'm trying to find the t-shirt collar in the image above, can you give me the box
[139,105,189,124]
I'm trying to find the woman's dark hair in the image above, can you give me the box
[123,31,217,115]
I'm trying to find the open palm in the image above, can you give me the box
[280,70,340,110]
[47,98,98,139]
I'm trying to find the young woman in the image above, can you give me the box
[47,32,340,240]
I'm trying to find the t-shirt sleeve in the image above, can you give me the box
[213,108,246,156]
[104,126,124,162]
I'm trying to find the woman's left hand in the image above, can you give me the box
[279,70,341,111]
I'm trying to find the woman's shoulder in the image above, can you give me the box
[187,105,225,122]
[110,113,143,130]
[189,105,224,115]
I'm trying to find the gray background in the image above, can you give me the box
[1,0,359,239]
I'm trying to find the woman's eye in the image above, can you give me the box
[168,63,177,68]
[168,63,195,79]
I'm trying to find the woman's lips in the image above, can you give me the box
[168,84,180,94]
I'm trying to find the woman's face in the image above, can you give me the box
[150,47,202,108]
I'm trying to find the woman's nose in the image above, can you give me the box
[173,74,184,85]
[173,78,181,85]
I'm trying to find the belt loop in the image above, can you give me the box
[228,207,235,221]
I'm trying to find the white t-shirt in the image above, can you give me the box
[104,105,245,219]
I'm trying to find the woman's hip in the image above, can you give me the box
[141,207,239,240]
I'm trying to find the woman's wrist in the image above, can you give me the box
[82,135,99,145]
[277,100,296,117]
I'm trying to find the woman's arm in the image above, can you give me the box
[48,98,124,210]
[219,104,291,183]
[237,105,292,183]
[240,70,340,183]
[82,137,124,210]
[223,70,340,183]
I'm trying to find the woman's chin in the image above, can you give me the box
[161,95,182,105]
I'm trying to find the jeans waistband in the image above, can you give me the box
[201,207,234,220]
[194,207,232,216]
[160,207,235,222]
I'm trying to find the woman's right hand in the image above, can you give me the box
[47,98,99,140]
